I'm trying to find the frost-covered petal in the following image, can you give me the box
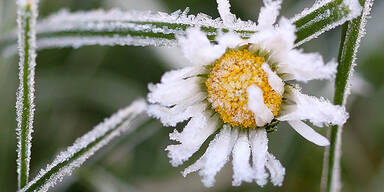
[167,113,220,166]
[247,85,274,126]
[148,77,205,106]
[182,125,238,187]
[216,0,237,26]
[288,120,330,146]
[160,66,206,83]
[249,129,269,186]
[250,18,296,55]
[265,153,285,186]
[278,50,337,82]
[232,132,255,186]
[278,87,349,127]
[262,63,284,95]
[257,0,282,29]
[178,28,225,66]
[147,102,207,127]
[216,31,244,49]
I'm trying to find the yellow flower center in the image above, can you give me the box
[205,49,282,128]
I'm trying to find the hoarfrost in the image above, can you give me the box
[291,0,362,46]
[16,0,39,188]
[20,100,148,192]
[342,0,374,105]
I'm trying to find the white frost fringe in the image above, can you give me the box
[20,100,148,192]
[16,0,39,188]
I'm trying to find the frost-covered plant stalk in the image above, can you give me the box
[15,0,38,189]
[20,100,148,192]
[322,0,374,192]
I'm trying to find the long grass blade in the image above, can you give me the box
[19,99,148,192]
[16,0,39,189]
[321,0,374,192]
[1,0,361,55]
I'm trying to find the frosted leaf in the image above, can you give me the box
[166,113,219,167]
[16,0,39,188]
[182,125,238,187]
[278,87,349,127]
[341,0,374,105]
[20,100,148,192]
[288,120,330,146]
[291,0,362,46]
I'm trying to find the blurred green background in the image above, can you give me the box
[0,0,383,191]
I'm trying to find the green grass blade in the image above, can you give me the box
[20,100,148,192]
[322,0,374,192]
[292,0,362,46]
[15,0,39,189]
[0,0,362,55]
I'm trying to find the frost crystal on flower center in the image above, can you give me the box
[206,49,282,128]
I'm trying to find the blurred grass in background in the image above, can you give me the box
[0,0,383,191]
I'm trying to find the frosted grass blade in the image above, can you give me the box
[0,0,361,55]
[16,0,39,189]
[292,0,362,46]
[321,0,374,192]
[20,99,148,192]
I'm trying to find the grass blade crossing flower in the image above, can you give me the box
[20,99,148,192]
[0,0,362,55]
[15,0,39,189]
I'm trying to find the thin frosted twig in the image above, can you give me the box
[321,0,374,192]
[16,0,39,189]
[0,0,361,55]
[20,99,148,192]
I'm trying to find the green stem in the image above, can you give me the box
[324,0,373,191]
[17,2,35,189]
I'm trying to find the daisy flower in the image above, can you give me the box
[147,0,349,188]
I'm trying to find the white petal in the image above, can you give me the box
[249,129,269,186]
[178,27,225,66]
[216,31,244,49]
[265,153,285,186]
[247,85,274,126]
[262,63,285,95]
[250,18,296,55]
[278,87,349,127]
[182,125,238,187]
[278,50,337,82]
[257,0,282,29]
[232,132,255,186]
[160,66,206,83]
[167,113,219,166]
[216,0,237,26]
[148,77,205,106]
[147,102,207,127]
[288,120,330,146]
